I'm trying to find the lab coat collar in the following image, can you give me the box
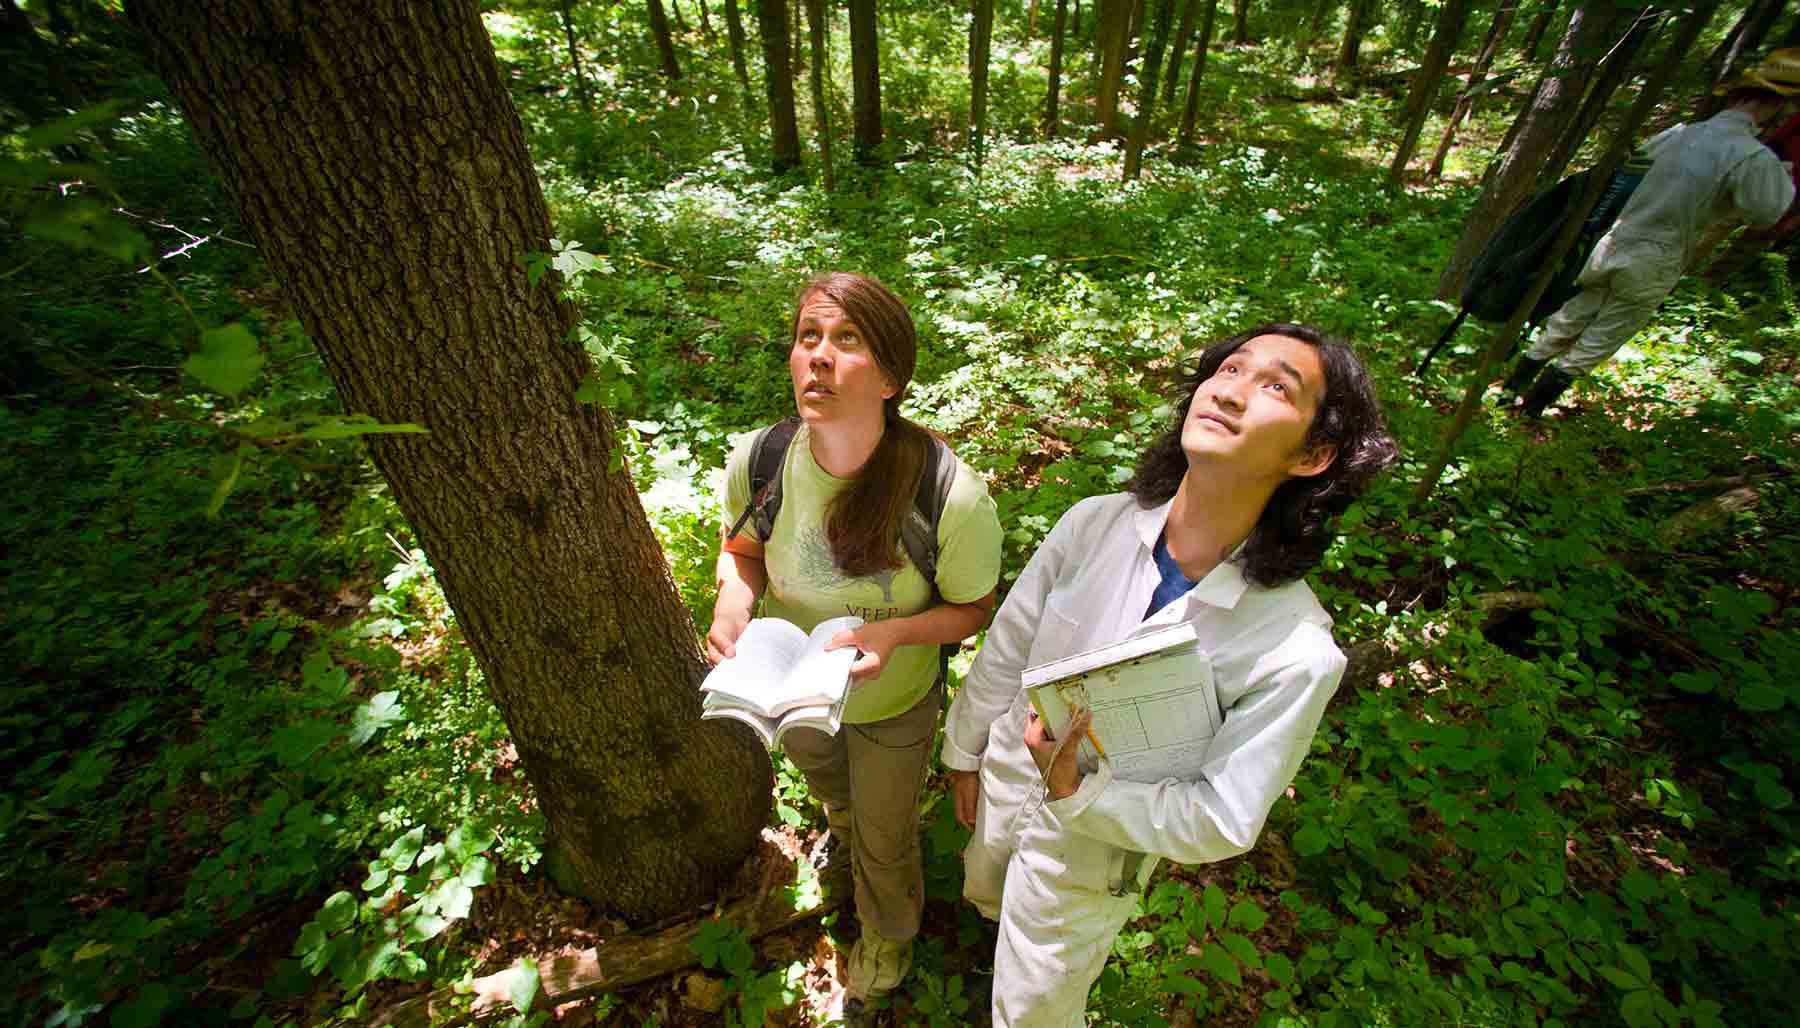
[1131,497,1251,612]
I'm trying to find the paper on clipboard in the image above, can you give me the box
[1024,622,1221,783]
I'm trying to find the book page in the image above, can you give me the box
[1029,644,1219,784]
[701,618,811,718]
[700,693,777,749]
[775,615,863,713]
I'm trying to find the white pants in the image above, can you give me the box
[964,694,1148,1027]
[1526,235,1685,376]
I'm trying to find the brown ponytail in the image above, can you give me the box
[793,273,930,578]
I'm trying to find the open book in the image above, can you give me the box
[1024,622,1220,784]
[701,615,863,750]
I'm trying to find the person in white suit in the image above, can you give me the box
[944,324,1398,1027]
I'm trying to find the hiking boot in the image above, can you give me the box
[1520,366,1576,418]
[1499,355,1547,399]
[846,926,913,1000]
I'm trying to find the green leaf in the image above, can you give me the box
[1754,776,1793,810]
[460,855,495,887]
[575,372,608,405]
[205,446,248,519]
[341,938,401,992]
[318,891,358,934]
[1728,349,1764,366]
[1220,932,1264,970]
[110,983,176,1028]
[1618,945,1653,987]
[449,823,497,861]
[1203,883,1228,931]
[24,194,147,261]
[185,323,265,398]
[385,826,428,871]
[1227,899,1269,932]
[1199,942,1242,987]
[348,691,405,746]
[300,416,428,440]
[1600,966,1646,991]
[25,101,130,149]
[271,719,340,768]
[1735,680,1787,712]
[1265,952,1295,986]
[507,957,541,1015]
[405,913,452,944]
[1293,822,1330,857]
[440,882,476,920]
[1620,989,1660,1028]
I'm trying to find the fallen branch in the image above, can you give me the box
[1620,472,1783,497]
[369,838,841,1028]
[1656,486,1761,548]
[1338,590,1549,696]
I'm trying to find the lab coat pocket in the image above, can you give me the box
[1029,595,1085,667]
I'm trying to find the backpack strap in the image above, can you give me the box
[726,416,801,544]
[901,435,961,684]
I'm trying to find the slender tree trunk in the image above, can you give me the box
[1398,0,1425,49]
[1095,0,1133,134]
[1428,2,1517,179]
[1163,0,1200,104]
[1336,0,1376,72]
[1697,0,1786,117]
[1435,3,1619,300]
[1074,0,1083,34]
[804,0,834,190]
[970,0,996,167]
[670,0,690,34]
[1415,0,1719,507]
[1125,0,1176,179]
[724,0,751,90]
[1233,0,1249,43]
[1310,0,1340,42]
[757,0,803,171]
[1538,5,1657,189]
[1047,0,1071,135]
[1176,0,1219,153]
[791,0,803,79]
[1783,8,1800,45]
[127,0,771,922]
[648,0,684,79]
[1518,0,1561,58]
[558,0,594,114]
[698,0,714,39]
[1386,0,1471,190]
[1029,0,1042,34]
[848,0,882,164]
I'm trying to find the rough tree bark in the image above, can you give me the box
[723,0,751,90]
[805,0,834,190]
[1162,0,1200,104]
[1386,0,1471,190]
[848,0,883,164]
[1428,2,1518,179]
[1176,0,1219,154]
[1124,0,1177,180]
[757,0,803,171]
[1047,0,1071,135]
[1435,3,1619,301]
[1095,0,1134,135]
[970,0,996,167]
[1697,0,1787,117]
[648,0,684,79]
[1537,5,1657,191]
[126,0,771,922]
[1336,0,1377,72]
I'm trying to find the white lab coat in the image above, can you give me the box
[1529,109,1796,375]
[944,494,1347,1027]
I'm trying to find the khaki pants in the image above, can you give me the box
[1526,236,1685,376]
[783,686,941,941]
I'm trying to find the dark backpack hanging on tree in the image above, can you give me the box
[1415,153,1653,376]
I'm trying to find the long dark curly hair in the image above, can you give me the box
[1125,323,1398,588]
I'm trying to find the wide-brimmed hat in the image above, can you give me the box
[1727,47,1800,97]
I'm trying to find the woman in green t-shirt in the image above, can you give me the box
[707,273,1002,1012]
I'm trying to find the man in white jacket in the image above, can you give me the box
[1502,51,1800,417]
[944,324,1398,1027]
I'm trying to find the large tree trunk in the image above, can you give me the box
[558,0,594,114]
[1095,0,1133,135]
[126,0,770,923]
[848,0,882,164]
[1518,0,1561,58]
[1427,1,1517,179]
[757,0,803,171]
[1386,0,1471,190]
[1176,0,1219,153]
[648,0,684,79]
[1434,3,1618,301]
[970,0,996,166]
[1124,0,1177,179]
[1537,5,1655,190]
[1046,0,1071,135]
[805,0,834,189]
[1162,0,1200,104]
[723,0,751,90]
